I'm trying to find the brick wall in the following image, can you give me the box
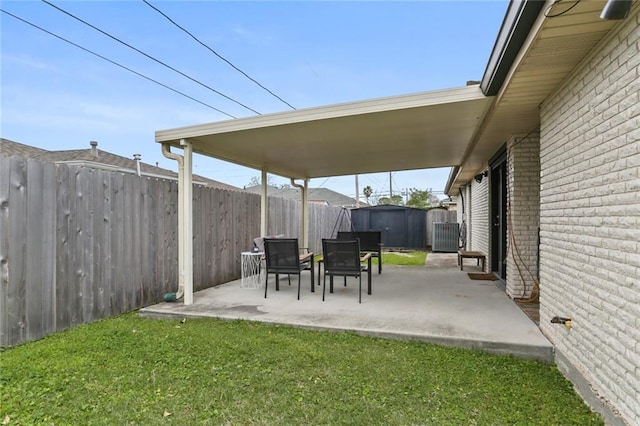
[470,173,490,269]
[539,10,640,425]
[506,133,540,298]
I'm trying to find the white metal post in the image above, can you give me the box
[180,139,193,305]
[291,178,310,249]
[261,169,268,236]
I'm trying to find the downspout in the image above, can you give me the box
[161,144,184,301]
[290,178,309,249]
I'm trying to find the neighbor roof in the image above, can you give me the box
[244,185,363,207]
[0,139,240,191]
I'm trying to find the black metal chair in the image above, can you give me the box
[263,238,314,300]
[321,238,371,303]
[337,231,383,274]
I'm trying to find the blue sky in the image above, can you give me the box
[1,1,508,201]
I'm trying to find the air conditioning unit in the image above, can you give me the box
[432,222,459,253]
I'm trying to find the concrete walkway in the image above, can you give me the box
[140,253,553,361]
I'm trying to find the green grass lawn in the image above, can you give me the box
[378,250,427,266]
[1,314,602,425]
[315,251,427,266]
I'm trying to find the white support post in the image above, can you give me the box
[180,139,193,305]
[261,170,268,236]
[290,178,310,249]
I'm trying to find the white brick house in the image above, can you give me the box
[448,2,639,424]
[538,10,640,424]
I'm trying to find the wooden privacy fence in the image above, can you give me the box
[0,158,349,347]
[266,198,352,254]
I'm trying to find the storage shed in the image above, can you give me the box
[350,205,427,249]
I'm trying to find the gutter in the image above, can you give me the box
[480,0,545,96]
[444,166,460,197]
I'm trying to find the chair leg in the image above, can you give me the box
[343,276,347,287]
[297,274,301,300]
[310,260,315,293]
[378,252,382,274]
[358,274,362,304]
[322,274,326,301]
[264,273,268,298]
[276,274,280,291]
[368,260,372,295]
[330,276,334,293]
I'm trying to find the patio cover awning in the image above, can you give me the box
[155,85,492,306]
[155,85,493,180]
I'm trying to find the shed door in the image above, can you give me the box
[370,210,406,248]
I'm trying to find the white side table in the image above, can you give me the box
[241,251,265,289]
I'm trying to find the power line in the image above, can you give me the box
[366,175,385,187]
[41,0,261,115]
[315,176,332,188]
[0,8,236,118]
[142,0,295,111]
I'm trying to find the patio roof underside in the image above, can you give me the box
[156,86,492,182]
[155,0,626,196]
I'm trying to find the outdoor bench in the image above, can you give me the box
[457,250,486,271]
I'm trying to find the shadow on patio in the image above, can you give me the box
[140,253,552,361]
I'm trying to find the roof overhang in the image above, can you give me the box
[156,85,492,180]
[446,0,628,195]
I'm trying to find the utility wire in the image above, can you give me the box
[1,9,236,118]
[544,0,581,18]
[142,0,295,110]
[41,0,261,115]
[315,176,331,188]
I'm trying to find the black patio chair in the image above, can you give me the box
[337,231,383,274]
[321,238,372,303]
[263,238,314,300]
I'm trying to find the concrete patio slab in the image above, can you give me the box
[140,253,553,361]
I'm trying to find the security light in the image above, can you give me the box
[474,171,488,184]
[600,0,632,20]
